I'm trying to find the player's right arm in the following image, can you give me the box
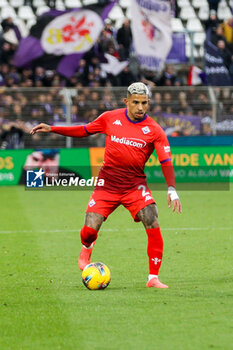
[30,112,107,137]
[30,123,87,137]
[30,123,51,134]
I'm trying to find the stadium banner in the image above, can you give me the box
[204,40,232,86]
[0,147,232,186]
[89,146,233,186]
[216,116,233,134]
[0,149,33,186]
[0,148,91,186]
[13,0,117,78]
[153,113,201,135]
[145,146,233,186]
[89,147,105,178]
[166,33,187,64]
[131,0,172,71]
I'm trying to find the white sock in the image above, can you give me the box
[83,243,93,250]
[148,274,158,281]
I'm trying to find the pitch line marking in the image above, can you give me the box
[0,227,232,234]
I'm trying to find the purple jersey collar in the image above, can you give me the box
[124,109,148,124]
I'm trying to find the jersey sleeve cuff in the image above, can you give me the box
[84,125,94,135]
[160,158,172,164]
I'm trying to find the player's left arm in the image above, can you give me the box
[154,128,182,213]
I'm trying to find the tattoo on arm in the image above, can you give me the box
[85,212,105,231]
[137,204,159,229]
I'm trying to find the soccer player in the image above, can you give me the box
[31,82,182,289]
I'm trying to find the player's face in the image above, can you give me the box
[124,94,150,121]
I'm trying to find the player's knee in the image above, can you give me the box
[143,210,160,227]
[80,225,98,246]
[137,204,159,228]
[85,212,104,231]
[145,218,160,229]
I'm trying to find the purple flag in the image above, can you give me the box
[166,33,187,64]
[14,1,117,78]
[205,40,232,86]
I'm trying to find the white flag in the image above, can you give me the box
[101,54,128,76]
[131,0,172,71]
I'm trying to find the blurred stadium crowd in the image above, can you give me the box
[0,0,233,149]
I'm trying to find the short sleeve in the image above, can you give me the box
[154,127,172,163]
[85,112,107,135]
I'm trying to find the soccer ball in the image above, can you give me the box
[82,262,111,290]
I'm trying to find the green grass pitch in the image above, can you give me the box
[0,185,233,350]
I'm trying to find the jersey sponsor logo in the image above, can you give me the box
[145,195,153,202]
[113,119,122,126]
[142,126,150,134]
[152,257,162,265]
[164,146,170,153]
[89,199,96,207]
[110,135,147,148]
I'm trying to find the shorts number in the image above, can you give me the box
[138,185,150,198]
